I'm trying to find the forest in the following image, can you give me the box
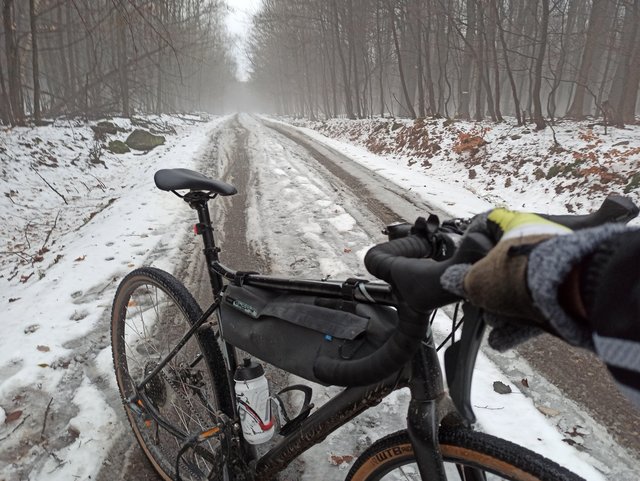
[249,0,640,129]
[0,0,235,126]
[1,0,639,130]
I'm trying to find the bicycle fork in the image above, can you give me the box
[407,334,458,481]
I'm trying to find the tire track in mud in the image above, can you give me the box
[217,117,270,275]
[184,115,303,481]
[213,116,305,480]
[261,118,448,225]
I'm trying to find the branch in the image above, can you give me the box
[0,414,31,443]
[41,211,60,252]
[41,397,53,440]
[31,169,68,205]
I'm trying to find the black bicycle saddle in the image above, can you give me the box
[154,168,237,196]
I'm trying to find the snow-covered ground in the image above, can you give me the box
[0,114,230,480]
[283,116,640,220]
[0,113,637,480]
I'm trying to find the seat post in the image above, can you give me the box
[185,192,224,295]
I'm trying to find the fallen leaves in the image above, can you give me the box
[536,405,561,417]
[5,410,23,423]
[36,345,50,352]
[329,454,354,466]
[20,273,34,283]
[67,425,81,441]
[492,381,512,395]
[452,129,489,155]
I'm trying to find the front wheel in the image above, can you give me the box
[111,267,234,481]
[346,428,586,481]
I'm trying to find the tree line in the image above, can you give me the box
[1,0,235,126]
[249,0,640,128]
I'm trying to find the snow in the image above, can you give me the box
[236,114,628,480]
[328,213,357,233]
[0,114,229,480]
[252,115,637,479]
[32,378,118,481]
[274,116,640,222]
[0,112,637,480]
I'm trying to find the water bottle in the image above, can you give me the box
[234,358,275,444]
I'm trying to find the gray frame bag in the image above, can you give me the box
[219,284,398,385]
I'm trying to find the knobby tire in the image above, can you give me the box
[346,428,586,481]
[111,267,233,481]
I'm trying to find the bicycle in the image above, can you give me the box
[111,167,638,481]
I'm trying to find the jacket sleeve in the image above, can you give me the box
[526,225,640,407]
[583,230,640,407]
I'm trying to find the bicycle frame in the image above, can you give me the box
[137,192,480,481]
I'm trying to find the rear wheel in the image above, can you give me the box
[111,267,233,481]
[346,428,586,481]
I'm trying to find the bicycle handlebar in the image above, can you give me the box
[312,232,492,386]
[314,194,638,387]
[541,195,638,229]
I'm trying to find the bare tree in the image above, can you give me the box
[248,0,639,124]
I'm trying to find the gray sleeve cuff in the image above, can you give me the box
[527,224,636,347]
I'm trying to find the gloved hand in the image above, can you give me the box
[442,208,572,350]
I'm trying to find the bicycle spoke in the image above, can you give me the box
[113,270,230,481]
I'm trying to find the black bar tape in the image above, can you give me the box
[541,195,638,230]
[364,236,433,283]
[322,195,639,387]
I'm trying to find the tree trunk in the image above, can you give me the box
[476,5,496,121]
[533,0,549,129]
[376,1,385,116]
[548,0,580,120]
[390,2,417,118]
[457,0,476,119]
[595,3,620,110]
[0,57,12,124]
[423,22,437,116]
[566,0,613,119]
[29,0,41,123]
[620,31,640,123]
[347,0,362,118]
[117,7,130,117]
[415,13,426,118]
[607,0,639,126]
[332,0,355,119]
[487,0,503,121]
[56,4,71,111]
[3,0,23,125]
[66,2,78,112]
[492,0,521,124]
